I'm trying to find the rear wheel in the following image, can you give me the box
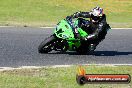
[38,35,56,53]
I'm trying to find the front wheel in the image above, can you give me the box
[38,35,56,53]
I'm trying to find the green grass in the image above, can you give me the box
[0,0,132,27]
[0,65,132,88]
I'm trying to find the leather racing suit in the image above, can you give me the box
[69,11,111,51]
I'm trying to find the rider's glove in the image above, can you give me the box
[66,16,72,20]
[72,11,81,18]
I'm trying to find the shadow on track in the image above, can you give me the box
[46,51,132,56]
[94,51,132,56]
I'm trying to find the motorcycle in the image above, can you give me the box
[38,17,96,54]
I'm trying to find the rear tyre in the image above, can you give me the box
[38,35,56,53]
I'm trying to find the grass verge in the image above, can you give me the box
[0,65,132,88]
[0,0,132,27]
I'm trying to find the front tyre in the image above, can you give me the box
[38,35,56,53]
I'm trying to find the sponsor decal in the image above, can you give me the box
[76,66,131,85]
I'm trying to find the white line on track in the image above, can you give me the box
[112,28,132,29]
[0,64,132,71]
[39,27,132,29]
[0,26,14,28]
[0,26,132,29]
[39,27,55,29]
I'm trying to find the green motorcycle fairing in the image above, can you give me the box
[54,19,89,50]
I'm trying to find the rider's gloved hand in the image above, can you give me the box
[66,16,72,20]
[73,11,81,18]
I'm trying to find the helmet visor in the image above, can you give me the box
[91,14,100,21]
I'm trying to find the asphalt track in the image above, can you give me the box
[0,27,132,67]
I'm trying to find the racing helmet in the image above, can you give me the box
[90,7,103,23]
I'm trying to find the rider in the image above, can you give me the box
[67,6,110,51]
